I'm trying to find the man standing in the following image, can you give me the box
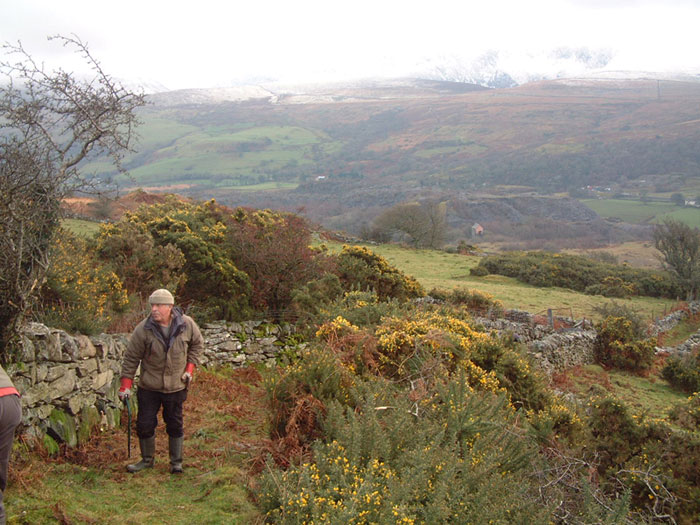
[0,365,21,525]
[118,289,203,474]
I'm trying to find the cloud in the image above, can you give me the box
[2,0,699,89]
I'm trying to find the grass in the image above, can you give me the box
[581,198,700,228]
[91,122,328,189]
[658,312,700,347]
[6,367,267,524]
[659,206,700,228]
[62,219,102,238]
[564,241,662,269]
[581,198,678,223]
[553,363,688,421]
[219,182,299,191]
[322,240,677,321]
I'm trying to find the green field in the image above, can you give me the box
[83,117,335,190]
[323,240,678,321]
[62,218,102,238]
[582,198,700,227]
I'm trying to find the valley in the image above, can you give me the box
[81,77,700,246]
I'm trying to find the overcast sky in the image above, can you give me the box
[2,0,699,90]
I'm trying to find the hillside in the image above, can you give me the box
[82,77,700,241]
[12,195,700,524]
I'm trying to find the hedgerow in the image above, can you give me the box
[473,251,679,298]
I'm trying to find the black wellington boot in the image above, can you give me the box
[127,436,155,473]
[169,436,184,474]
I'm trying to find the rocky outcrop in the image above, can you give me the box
[8,320,304,449]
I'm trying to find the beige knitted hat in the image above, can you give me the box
[148,288,174,305]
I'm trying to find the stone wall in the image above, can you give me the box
[649,301,700,337]
[476,310,597,375]
[8,320,304,449]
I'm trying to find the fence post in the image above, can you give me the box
[547,308,553,329]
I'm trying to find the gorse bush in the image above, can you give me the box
[662,348,700,394]
[669,392,700,431]
[95,198,337,323]
[258,298,700,522]
[259,376,552,524]
[587,395,700,523]
[584,276,637,298]
[96,218,186,299]
[289,274,344,324]
[97,198,251,321]
[38,230,128,334]
[593,316,656,372]
[428,287,504,315]
[319,290,407,330]
[263,347,357,465]
[593,301,648,340]
[474,251,679,298]
[336,245,424,301]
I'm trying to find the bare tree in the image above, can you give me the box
[0,35,145,361]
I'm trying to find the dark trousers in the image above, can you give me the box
[0,394,21,525]
[136,388,187,439]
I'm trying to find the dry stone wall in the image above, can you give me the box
[649,301,700,337]
[476,309,597,375]
[8,320,304,449]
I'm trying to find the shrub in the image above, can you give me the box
[527,401,582,444]
[96,199,252,322]
[289,274,344,324]
[669,392,700,431]
[95,219,186,299]
[588,397,646,473]
[584,276,637,298]
[593,316,656,372]
[227,209,333,316]
[374,311,489,381]
[474,251,679,298]
[585,397,700,521]
[319,290,406,330]
[263,348,356,466]
[469,265,489,277]
[38,230,128,334]
[593,301,648,340]
[448,287,504,315]
[662,349,700,393]
[259,377,551,524]
[336,245,424,301]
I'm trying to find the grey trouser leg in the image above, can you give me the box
[0,395,21,525]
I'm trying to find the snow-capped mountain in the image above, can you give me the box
[143,45,700,101]
[418,47,621,88]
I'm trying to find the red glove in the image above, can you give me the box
[182,362,195,384]
[118,377,133,401]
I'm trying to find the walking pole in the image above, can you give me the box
[124,395,131,458]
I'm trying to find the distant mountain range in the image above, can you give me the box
[95,74,700,249]
[139,46,699,96]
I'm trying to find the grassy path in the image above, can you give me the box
[6,368,268,524]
